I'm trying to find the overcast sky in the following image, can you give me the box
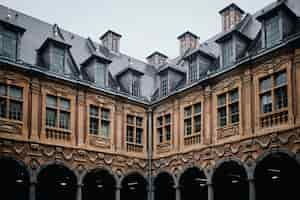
[1,0,274,61]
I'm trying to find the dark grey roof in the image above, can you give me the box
[0,0,299,103]
[177,31,199,39]
[146,51,168,59]
[219,3,245,14]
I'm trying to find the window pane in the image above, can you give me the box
[132,77,140,97]
[126,126,134,142]
[9,86,22,99]
[275,71,287,87]
[95,63,106,87]
[101,108,110,120]
[90,105,98,117]
[275,86,288,110]
[52,48,64,73]
[46,95,57,107]
[165,125,171,141]
[161,78,168,96]
[218,94,226,107]
[136,128,142,144]
[46,108,57,127]
[165,114,171,124]
[189,59,198,82]
[59,111,70,129]
[265,16,280,48]
[184,119,192,135]
[89,117,98,135]
[158,128,163,143]
[9,100,22,120]
[157,117,163,126]
[230,103,239,124]
[60,98,70,110]
[218,107,227,127]
[261,93,272,113]
[136,117,143,127]
[194,115,201,132]
[127,115,134,125]
[223,40,233,67]
[0,84,7,96]
[0,97,6,118]
[102,121,110,137]
[184,106,192,117]
[230,89,239,103]
[260,76,272,92]
[194,103,201,114]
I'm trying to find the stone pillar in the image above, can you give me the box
[175,186,180,200]
[29,181,36,200]
[77,184,82,200]
[249,178,256,200]
[208,183,214,200]
[116,185,121,200]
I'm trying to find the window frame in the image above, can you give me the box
[88,105,111,138]
[183,102,202,145]
[264,15,280,48]
[126,114,144,146]
[160,76,169,97]
[156,113,172,145]
[0,27,18,60]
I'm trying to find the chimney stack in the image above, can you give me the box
[219,3,245,32]
[100,30,122,53]
[146,51,168,66]
[177,31,199,56]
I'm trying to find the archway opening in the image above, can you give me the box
[121,173,147,200]
[179,167,207,200]
[83,169,116,200]
[37,164,77,200]
[255,152,300,200]
[212,161,248,200]
[0,157,29,200]
[154,172,175,200]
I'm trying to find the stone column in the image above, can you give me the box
[208,183,214,200]
[249,178,256,200]
[116,185,121,200]
[77,183,82,200]
[29,181,36,200]
[175,185,180,200]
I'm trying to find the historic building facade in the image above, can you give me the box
[1,1,300,200]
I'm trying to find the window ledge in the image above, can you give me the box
[217,123,239,139]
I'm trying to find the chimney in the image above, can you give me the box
[219,3,245,32]
[100,30,122,53]
[146,51,168,66]
[177,31,199,56]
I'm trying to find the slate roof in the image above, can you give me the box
[0,0,300,103]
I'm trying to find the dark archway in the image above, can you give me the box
[121,173,147,200]
[212,160,248,200]
[255,152,300,200]
[36,164,77,200]
[82,169,116,200]
[0,157,30,200]
[154,172,175,200]
[179,167,207,200]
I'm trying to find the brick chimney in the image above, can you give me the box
[219,3,245,32]
[177,31,199,56]
[146,51,168,66]
[100,30,122,53]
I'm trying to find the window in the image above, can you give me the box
[0,84,23,121]
[156,113,172,145]
[189,59,198,82]
[89,105,111,137]
[161,77,168,96]
[222,40,233,67]
[0,28,17,60]
[184,103,202,145]
[95,62,106,88]
[132,76,140,97]
[265,16,280,48]
[126,115,144,152]
[46,95,70,130]
[217,89,239,128]
[51,47,65,73]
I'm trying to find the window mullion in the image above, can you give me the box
[226,93,230,126]
[272,75,276,112]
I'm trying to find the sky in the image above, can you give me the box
[1,0,274,61]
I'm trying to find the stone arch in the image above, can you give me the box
[121,171,148,200]
[79,166,119,186]
[178,165,208,186]
[153,169,176,187]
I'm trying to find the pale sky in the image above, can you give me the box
[1,0,274,61]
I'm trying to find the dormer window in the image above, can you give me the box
[132,76,141,97]
[189,58,198,82]
[161,77,168,97]
[0,28,17,59]
[222,40,234,67]
[265,16,280,48]
[95,62,106,88]
[51,47,65,73]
